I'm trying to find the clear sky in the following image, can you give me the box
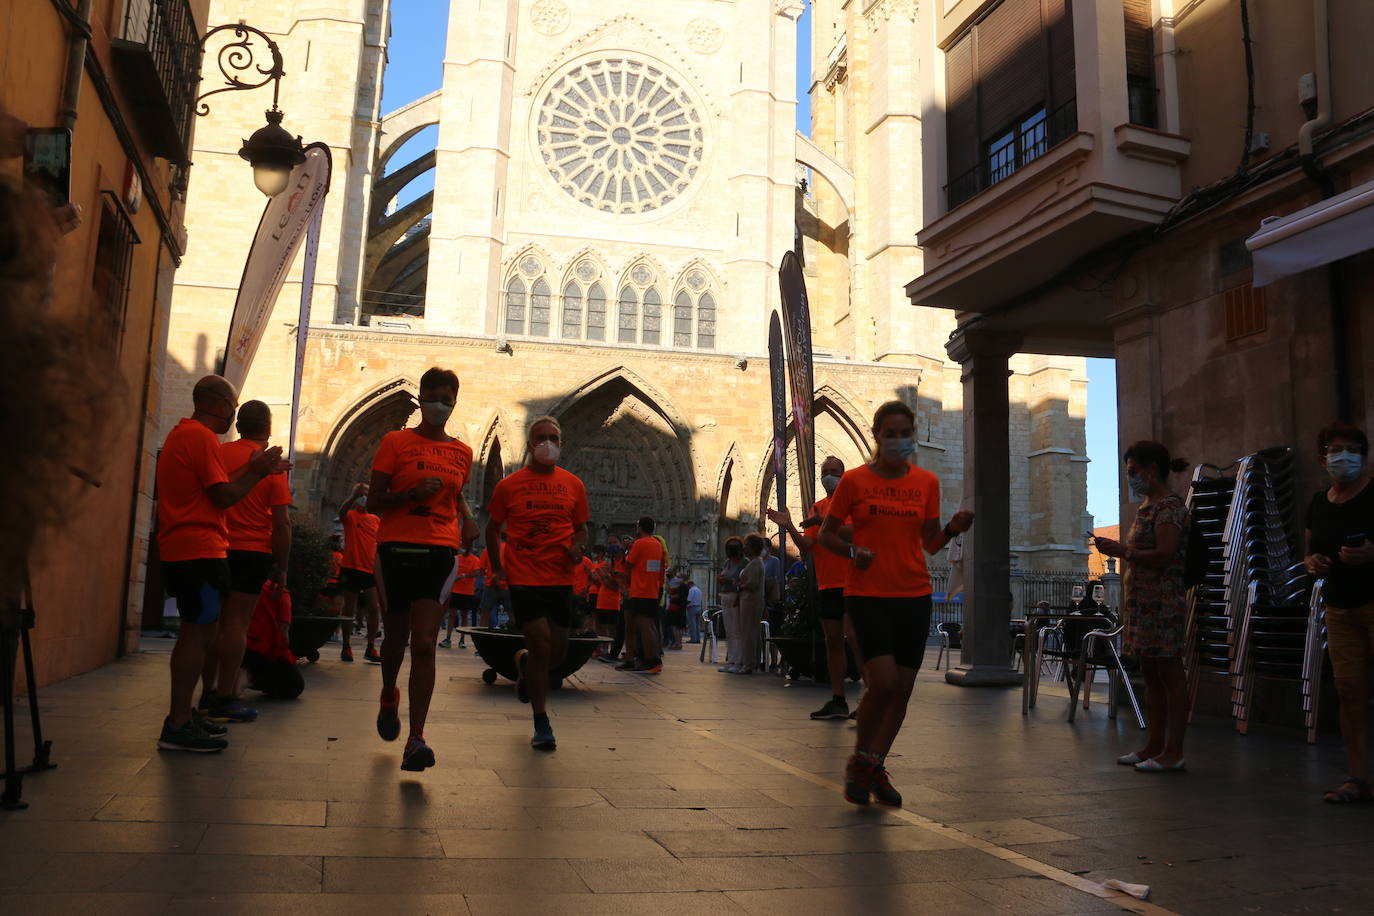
[377,0,1119,528]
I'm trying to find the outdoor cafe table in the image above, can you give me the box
[1021,611,1113,717]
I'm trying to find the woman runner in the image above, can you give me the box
[368,367,478,771]
[819,400,973,806]
[484,416,590,750]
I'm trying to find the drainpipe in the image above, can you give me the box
[59,0,95,130]
[1296,0,1350,420]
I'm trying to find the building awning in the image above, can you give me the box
[1247,179,1374,287]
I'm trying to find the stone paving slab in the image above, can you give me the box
[0,636,1366,914]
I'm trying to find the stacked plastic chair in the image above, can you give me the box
[1183,465,1237,717]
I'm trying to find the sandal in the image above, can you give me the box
[1322,777,1373,804]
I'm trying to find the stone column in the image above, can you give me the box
[944,330,1022,687]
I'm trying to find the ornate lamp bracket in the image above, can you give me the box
[196,21,287,118]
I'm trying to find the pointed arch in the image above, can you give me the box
[557,249,610,340]
[317,377,419,512]
[614,256,667,346]
[813,383,874,457]
[502,245,556,337]
[670,259,723,350]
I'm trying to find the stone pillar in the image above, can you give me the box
[945,330,1022,687]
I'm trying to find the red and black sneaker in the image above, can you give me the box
[340,646,354,662]
[843,754,873,805]
[376,686,401,741]
[871,766,903,807]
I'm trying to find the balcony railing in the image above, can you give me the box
[946,97,1078,209]
[113,0,201,162]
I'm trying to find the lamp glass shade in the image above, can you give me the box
[252,163,292,198]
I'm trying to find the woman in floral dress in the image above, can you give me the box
[1094,441,1191,773]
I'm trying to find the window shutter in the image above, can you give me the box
[977,0,1046,135]
[945,33,977,185]
[1123,0,1153,85]
[1047,0,1077,111]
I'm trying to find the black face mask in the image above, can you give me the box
[726,546,742,558]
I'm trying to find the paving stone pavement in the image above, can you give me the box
[1,636,1369,915]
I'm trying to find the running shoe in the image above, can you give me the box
[514,648,530,704]
[871,767,903,807]
[531,719,556,751]
[400,734,436,771]
[614,659,637,671]
[438,637,452,649]
[192,711,228,737]
[457,638,466,648]
[376,686,401,742]
[203,695,259,723]
[810,698,850,720]
[364,647,382,665]
[843,755,873,805]
[158,717,228,753]
[717,664,738,673]
[341,646,354,662]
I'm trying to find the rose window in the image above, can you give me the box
[537,58,705,214]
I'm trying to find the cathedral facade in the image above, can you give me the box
[161,0,1092,591]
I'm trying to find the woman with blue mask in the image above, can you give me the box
[817,400,973,806]
[1303,423,1374,804]
[1093,441,1190,773]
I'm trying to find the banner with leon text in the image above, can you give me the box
[778,250,816,513]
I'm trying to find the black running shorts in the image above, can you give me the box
[817,587,846,622]
[162,557,230,625]
[377,542,457,614]
[338,567,376,594]
[226,549,274,596]
[509,584,573,628]
[844,595,934,669]
[448,592,477,612]
[627,596,660,619]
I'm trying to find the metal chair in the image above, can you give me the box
[935,621,962,671]
[1069,622,1147,729]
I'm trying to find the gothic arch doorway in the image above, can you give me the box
[553,374,696,565]
[318,381,417,519]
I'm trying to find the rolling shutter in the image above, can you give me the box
[1047,0,1077,110]
[945,33,978,183]
[977,0,1045,133]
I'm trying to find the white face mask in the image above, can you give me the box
[1327,450,1364,483]
[821,474,842,494]
[355,495,367,509]
[1127,472,1150,500]
[532,441,561,465]
[881,437,915,460]
[420,400,453,427]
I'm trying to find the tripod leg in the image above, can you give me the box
[2,628,27,810]
[20,626,53,772]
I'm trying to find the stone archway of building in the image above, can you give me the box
[548,370,697,565]
[317,379,417,519]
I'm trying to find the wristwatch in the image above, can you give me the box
[849,545,857,560]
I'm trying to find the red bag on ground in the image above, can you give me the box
[246,582,296,664]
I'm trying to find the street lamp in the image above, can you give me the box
[197,22,306,198]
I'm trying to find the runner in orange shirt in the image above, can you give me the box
[368,367,479,771]
[598,536,629,664]
[442,547,481,649]
[201,401,293,724]
[156,375,290,753]
[485,416,590,750]
[624,518,667,674]
[338,482,382,663]
[818,400,973,807]
[769,455,859,721]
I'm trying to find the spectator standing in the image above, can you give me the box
[625,519,668,673]
[685,578,704,644]
[338,482,382,663]
[717,537,746,672]
[734,535,767,675]
[1303,423,1374,803]
[1093,440,1191,773]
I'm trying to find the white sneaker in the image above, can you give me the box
[718,664,737,673]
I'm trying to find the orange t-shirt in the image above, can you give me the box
[479,546,506,587]
[371,429,473,547]
[805,495,851,591]
[572,557,594,596]
[451,551,481,596]
[825,463,941,598]
[157,418,231,562]
[626,536,666,600]
[220,439,292,554]
[328,551,342,584]
[595,557,624,610]
[487,466,591,587]
[341,508,380,574]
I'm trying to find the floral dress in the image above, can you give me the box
[1122,494,1190,658]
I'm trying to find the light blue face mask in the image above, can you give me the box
[1327,450,1364,483]
[821,474,842,494]
[881,437,916,460]
[1127,472,1150,500]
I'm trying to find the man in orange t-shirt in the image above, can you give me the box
[768,455,859,720]
[338,482,383,663]
[624,517,667,673]
[485,416,590,750]
[443,547,482,648]
[155,375,290,753]
[201,401,293,723]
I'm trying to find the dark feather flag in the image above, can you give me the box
[778,251,816,513]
